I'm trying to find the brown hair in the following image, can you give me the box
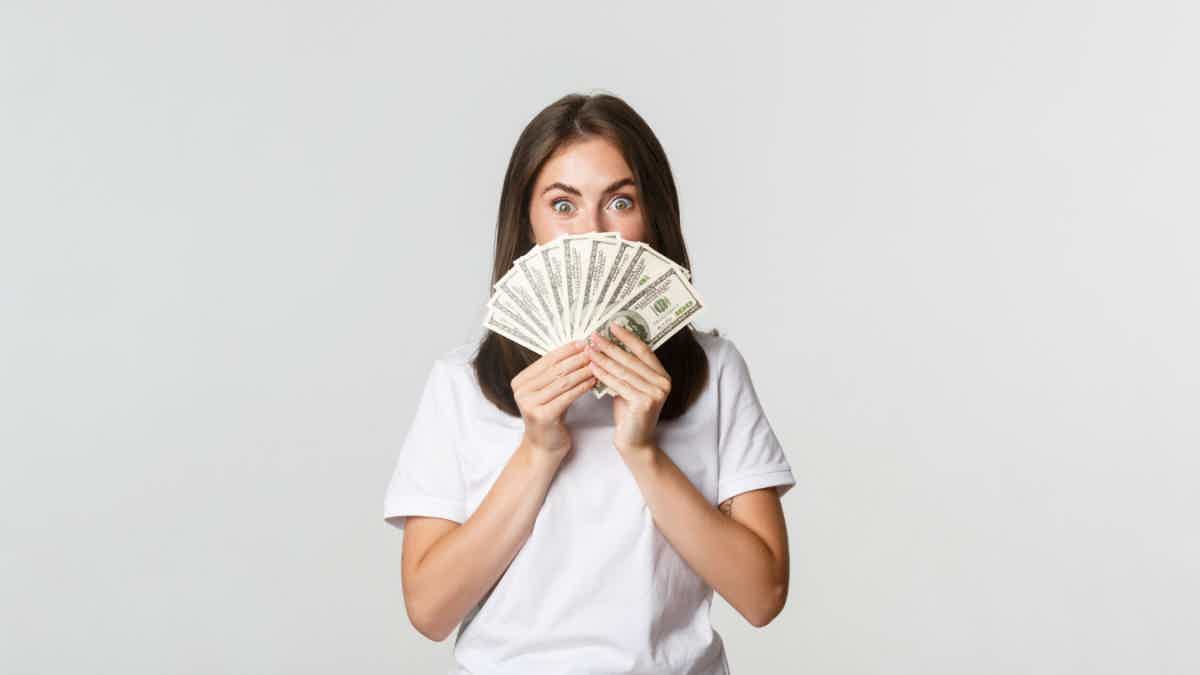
[471,91,712,421]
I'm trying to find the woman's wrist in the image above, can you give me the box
[518,436,569,464]
[615,442,659,462]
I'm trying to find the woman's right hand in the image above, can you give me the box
[511,339,596,456]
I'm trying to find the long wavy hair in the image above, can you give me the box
[472,92,712,421]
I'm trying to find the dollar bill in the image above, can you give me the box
[560,234,585,339]
[509,247,564,345]
[589,266,704,398]
[583,242,690,338]
[484,305,548,356]
[492,266,558,348]
[527,240,569,344]
[579,238,641,335]
[488,292,552,353]
[565,232,620,339]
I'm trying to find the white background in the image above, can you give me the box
[2,1,1198,673]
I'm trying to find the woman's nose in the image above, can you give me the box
[573,209,605,235]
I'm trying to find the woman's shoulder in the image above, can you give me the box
[691,327,763,389]
[691,326,737,367]
[420,334,483,390]
[435,338,481,369]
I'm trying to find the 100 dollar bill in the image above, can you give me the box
[589,266,704,398]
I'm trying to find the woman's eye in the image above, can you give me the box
[552,195,634,214]
[610,196,634,210]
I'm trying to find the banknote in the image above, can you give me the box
[509,247,564,345]
[487,291,551,353]
[578,238,642,335]
[526,241,569,345]
[564,232,620,338]
[583,241,691,337]
[492,264,559,349]
[587,266,704,398]
[483,305,548,356]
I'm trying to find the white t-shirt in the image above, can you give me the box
[383,328,795,675]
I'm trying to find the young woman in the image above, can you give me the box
[384,92,796,674]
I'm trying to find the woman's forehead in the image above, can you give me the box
[536,138,634,191]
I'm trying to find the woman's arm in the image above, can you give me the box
[402,440,565,642]
[621,448,790,627]
[582,325,791,627]
[400,340,594,641]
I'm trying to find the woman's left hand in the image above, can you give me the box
[586,323,671,457]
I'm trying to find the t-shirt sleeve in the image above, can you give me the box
[716,338,796,505]
[382,359,468,533]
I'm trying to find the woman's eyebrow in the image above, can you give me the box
[540,177,636,197]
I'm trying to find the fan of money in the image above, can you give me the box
[483,232,706,398]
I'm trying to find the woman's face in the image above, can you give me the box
[528,136,648,245]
